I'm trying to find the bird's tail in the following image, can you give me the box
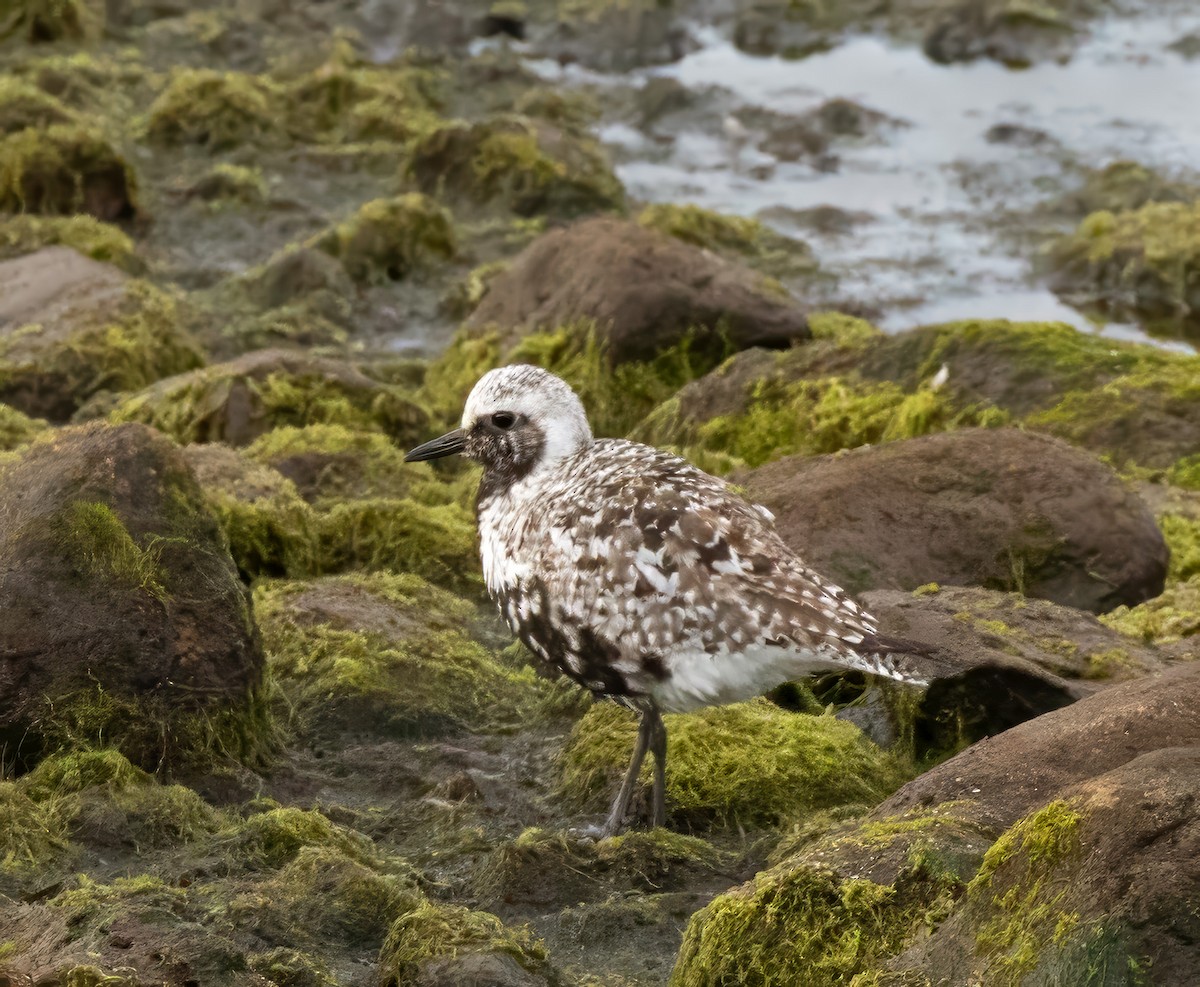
[844,633,936,687]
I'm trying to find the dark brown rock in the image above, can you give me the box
[467,216,810,364]
[736,428,1168,613]
[0,423,261,753]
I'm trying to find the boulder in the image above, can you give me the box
[736,428,1167,613]
[109,348,429,447]
[0,247,203,421]
[0,422,261,761]
[0,125,135,219]
[466,216,811,364]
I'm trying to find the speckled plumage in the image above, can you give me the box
[407,364,928,832]
[465,366,928,713]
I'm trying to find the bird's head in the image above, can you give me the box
[405,365,593,486]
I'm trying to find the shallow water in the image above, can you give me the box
[530,9,1200,351]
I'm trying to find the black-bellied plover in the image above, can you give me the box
[407,365,928,835]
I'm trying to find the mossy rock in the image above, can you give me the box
[1053,159,1200,218]
[0,400,48,450]
[561,699,910,829]
[0,125,137,220]
[1045,200,1200,335]
[109,348,429,447]
[379,900,556,987]
[0,422,267,772]
[281,39,444,144]
[0,214,136,268]
[182,442,321,580]
[405,114,625,219]
[0,77,75,134]
[637,202,818,281]
[143,68,282,149]
[256,572,523,738]
[0,249,203,421]
[186,162,267,204]
[0,0,105,42]
[308,193,457,284]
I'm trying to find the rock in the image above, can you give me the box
[466,216,811,364]
[1050,159,1199,219]
[143,67,281,149]
[1168,30,1200,59]
[889,748,1200,986]
[0,247,204,421]
[530,0,696,71]
[0,422,262,765]
[405,115,624,220]
[845,585,1169,754]
[0,125,136,219]
[109,348,429,447]
[672,663,1200,986]
[735,428,1168,612]
[1045,200,1200,335]
[414,951,552,987]
[923,0,1076,67]
[984,122,1052,147]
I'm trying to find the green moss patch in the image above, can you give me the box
[637,202,818,280]
[0,124,137,219]
[309,194,456,285]
[257,573,523,737]
[186,163,267,205]
[0,277,204,422]
[561,699,910,828]
[0,214,135,268]
[0,77,74,134]
[1102,575,1200,644]
[0,401,48,450]
[379,900,553,987]
[143,69,282,149]
[0,0,104,42]
[1045,200,1200,334]
[406,114,624,219]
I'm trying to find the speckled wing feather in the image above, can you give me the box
[512,439,927,712]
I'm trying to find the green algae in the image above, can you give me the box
[0,77,74,134]
[0,214,135,268]
[0,401,48,450]
[256,573,522,737]
[1101,575,1200,644]
[0,124,136,218]
[143,68,281,149]
[969,800,1084,983]
[0,781,70,872]
[311,193,457,285]
[218,806,385,871]
[248,949,338,987]
[406,113,625,219]
[1045,200,1200,332]
[1169,453,1200,490]
[637,202,818,280]
[379,900,553,987]
[561,699,910,828]
[1159,513,1200,582]
[187,163,267,205]
[0,0,104,42]
[57,500,170,603]
[0,278,205,422]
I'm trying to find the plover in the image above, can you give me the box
[407,365,928,835]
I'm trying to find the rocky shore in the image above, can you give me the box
[1,1,1198,985]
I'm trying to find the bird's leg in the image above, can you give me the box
[647,708,667,829]
[600,709,653,837]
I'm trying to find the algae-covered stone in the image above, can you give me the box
[406,114,624,219]
[0,422,263,769]
[0,124,137,219]
[637,202,818,281]
[0,248,203,421]
[0,77,74,134]
[1054,159,1200,218]
[1102,576,1200,646]
[465,215,809,366]
[110,348,428,447]
[182,442,321,579]
[1045,200,1200,335]
[143,68,281,149]
[922,0,1078,67]
[309,193,457,285]
[379,900,556,987]
[561,699,909,828]
[257,573,520,738]
[0,0,105,42]
[0,214,136,268]
[737,429,1168,611]
[0,400,48,450]
[186,162,267,204]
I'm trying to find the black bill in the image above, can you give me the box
[404,428,466,462]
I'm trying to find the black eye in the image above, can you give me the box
[490,412,516,430]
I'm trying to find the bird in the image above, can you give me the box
[405,364,929,836]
